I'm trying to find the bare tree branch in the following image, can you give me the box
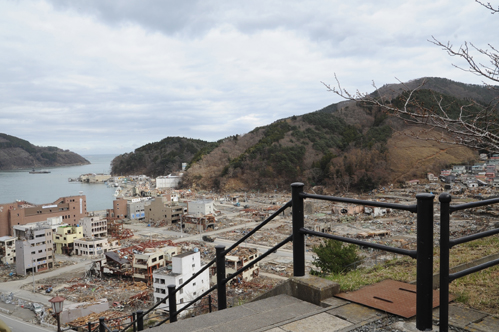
[476,0,499,13]
[323,2,499,154]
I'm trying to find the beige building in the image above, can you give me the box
[80,216,107,238]
[145,198,184,224]
[54,225,83,255]
[0,236,16,265]
[133,246,178,284]
[15,228,54,275]
[79,173,111,183]
[74,237,120,257]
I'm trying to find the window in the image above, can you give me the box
[193,282,196,286]
[179,289,183,294]
[179,298,184,303]
[179,278,183,284]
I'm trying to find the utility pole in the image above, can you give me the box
[32,259,36,293]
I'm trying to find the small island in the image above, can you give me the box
[0,133,90,170]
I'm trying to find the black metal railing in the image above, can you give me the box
[291,183,434,331]
[87,182,499,332]
[439,193,499,332]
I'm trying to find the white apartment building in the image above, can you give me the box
[15,228,54,275]
[153,251,209,314]
[156,175,182,189]
[74,237,120,257]
[80,216,107,238]
[187,200,214,217]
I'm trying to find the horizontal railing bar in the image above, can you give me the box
[300,192,417,212]
[223,235,293,283]
[449,257,499,281]
[224,201,292,254]
[301,228,417,258]
[450,227,499,247]
[449,197,499,212]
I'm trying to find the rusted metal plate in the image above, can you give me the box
[334,280,443,318]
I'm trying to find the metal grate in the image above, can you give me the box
[334,279,445,318]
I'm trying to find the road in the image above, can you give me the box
[0,260,89,307]
[0,312,53,332]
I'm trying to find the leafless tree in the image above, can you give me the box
[323,0,499,153]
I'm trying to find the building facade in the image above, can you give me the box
[145,198,184,224]
[127,199,146,220]
[15,228,54,275]
[153,251,209,313]
[187,200,214,217]
[0,195,87,237]
[74,237,120,257]
[80,216,107,238]
[0,236,16,265]
[156,175,182,189]
[54,225,83,255]
[133,246,178,284]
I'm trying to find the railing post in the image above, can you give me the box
[168,284,177,323]
[416,193,435,331]
[99,317,105,332]
[291,182,305,276]
[208,294,212,313]
[137,310,144,331]
[132,312,137,332]
[439,193,451,332]
[87,321,92,332]
[216,244,227,310]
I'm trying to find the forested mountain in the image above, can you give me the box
[0,133,89,170]
[113,77,499,192]
[111,137,216,177]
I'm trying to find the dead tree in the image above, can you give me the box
[323,0,499,153]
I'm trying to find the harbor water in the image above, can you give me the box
[0,154,118,212]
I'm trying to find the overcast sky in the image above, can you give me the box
[0,0,497,155]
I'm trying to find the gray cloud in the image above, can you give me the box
[0,0,497,155]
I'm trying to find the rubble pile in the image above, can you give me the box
[56,277,152,310]
[68,310,130,330]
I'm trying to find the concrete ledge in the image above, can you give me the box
[289,275,340,305]
[251,275,340,306]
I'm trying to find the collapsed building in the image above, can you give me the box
[211,247,260,284]
[92,240,179,285]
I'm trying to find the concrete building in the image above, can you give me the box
[0,195,87,237]
[74,237,120,257]
[145,198,184,224]
[127,199,146,220]
[156,175,182,189]
[153,251,209,313]
[54,225,83,255]
[133,246,178,284]
[0,236,16,265]
[106,198,127,220]
[187,200,214,217]
[79,173,111,183]
[80,216,107,238]
[211,248,259,284]
[15,227,54,275]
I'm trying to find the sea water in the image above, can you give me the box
[0,154,118,212]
